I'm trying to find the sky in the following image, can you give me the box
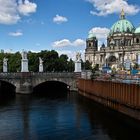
[0,0,140,60]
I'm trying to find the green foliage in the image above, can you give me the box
[82,60,92,70]
[0,50,75,72]
[90,65,100,80]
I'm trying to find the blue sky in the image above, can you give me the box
[0,0,140,59]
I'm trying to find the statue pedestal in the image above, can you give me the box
[75,61,81,72]
[3,65,7,72]
[21,59,29,72]
[39,64,43,72]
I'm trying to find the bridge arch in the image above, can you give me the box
[32,78,73,90]
[0,80,16,96]
[33,80,69,96]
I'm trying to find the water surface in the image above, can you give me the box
[0,93,139,140]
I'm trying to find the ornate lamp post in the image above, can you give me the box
[93,51,96,66]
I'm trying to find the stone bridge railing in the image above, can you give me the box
[0,72,75,78]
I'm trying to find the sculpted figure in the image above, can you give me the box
[3,57,8,72]
[39,57,43,65]
[3,57,8,66]
[76,52,81,61]
[21,50,27,59]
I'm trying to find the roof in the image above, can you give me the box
[87,32,96,39]
[135,26,140,34]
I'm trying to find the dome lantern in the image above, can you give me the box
[120,9,125,20]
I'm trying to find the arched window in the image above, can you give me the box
[136,38,139,43]
[108,56,116,63]
[89,42,91,47]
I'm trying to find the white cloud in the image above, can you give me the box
[56,50,85,61]
[57,50,74,59]
[8,30,23,36]
[18,0,37,16]
[73,39,86,47]
[0,0,20,24]
[52,39,85,60]
[52,39,71,48]
[52,39,86,48]
[89,27,110,39]
[0,0,37,25]
[87,0,140,16]
[89,27,110,46]
[53,14,68,24]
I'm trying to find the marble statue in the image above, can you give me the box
[3,57,8,72]
[39,57,43,72]
[21,50,27,59]
[76,52,81,61]
[39,57,43,65]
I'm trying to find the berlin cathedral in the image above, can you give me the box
[85,9,140,70]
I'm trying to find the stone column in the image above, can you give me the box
[3,57,8,72]
[75,53,81,72]
[21,50,29,72]
[39,57,43,72]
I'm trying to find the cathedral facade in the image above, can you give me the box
[85,10,140,70]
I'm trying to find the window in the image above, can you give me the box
[136,38,139,43]
[89,42,91,47]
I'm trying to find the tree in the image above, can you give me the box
[0,50,75,72]
[82,60,92,70]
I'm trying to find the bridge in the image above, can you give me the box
[0,72,79,94]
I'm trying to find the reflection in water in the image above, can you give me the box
[76,96,140,140]
[0,92,139,140]
[16,95,31,140]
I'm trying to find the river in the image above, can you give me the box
[0,92,139,140]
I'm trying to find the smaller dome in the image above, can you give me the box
[135,26,140,34]
[87,32,96,39]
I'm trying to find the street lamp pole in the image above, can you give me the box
[94,51,96,67]
[103,48,106,66]
[121,37,125,70]
[122,47,125,70]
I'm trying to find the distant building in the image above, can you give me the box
[0,49,4,53]
[85,9,140,69]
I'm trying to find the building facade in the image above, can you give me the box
[85,10,140,70]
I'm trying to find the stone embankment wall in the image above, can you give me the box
[78,79,140,121]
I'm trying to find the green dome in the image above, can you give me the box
[135,26,140,34]
[110,19,135,35]
[87,32,96,39]
[110,10,135,35]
